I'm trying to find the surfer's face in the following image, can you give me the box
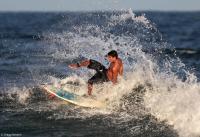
[107,56,117,63]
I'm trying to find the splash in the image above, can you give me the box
[144,71,200,137]
[42,10,200,137]
[110,8,151,28]
[1,86,31,105]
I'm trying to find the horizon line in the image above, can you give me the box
[0,9,199,13]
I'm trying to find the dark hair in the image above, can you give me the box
[106,50,118,58]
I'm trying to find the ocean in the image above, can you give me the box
[0,10,200,137]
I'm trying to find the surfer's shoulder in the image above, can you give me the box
[117,58,122,64]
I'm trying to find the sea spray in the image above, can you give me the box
[144,72,200,137]
[43,10,200,137]
[1,10,199,137]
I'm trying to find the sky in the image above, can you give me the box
[0,0,199,11]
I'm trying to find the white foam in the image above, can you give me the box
[144,72,200,137]
[5,86,31,105]
[109,8,152,28]
[40,10,200,136]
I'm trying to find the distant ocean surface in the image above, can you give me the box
[0,11,200,137]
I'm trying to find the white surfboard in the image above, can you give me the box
[41,84,105,108]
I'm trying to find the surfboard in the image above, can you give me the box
[41,85,105,108]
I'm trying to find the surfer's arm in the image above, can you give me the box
[119,64,123,76]
[68,60,90,69]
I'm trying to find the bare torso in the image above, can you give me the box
[106,58,123,84]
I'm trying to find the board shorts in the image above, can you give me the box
[87,59,109,85]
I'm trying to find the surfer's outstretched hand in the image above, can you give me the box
[68,64,79,69]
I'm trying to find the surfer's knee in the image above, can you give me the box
[88,79,94,85]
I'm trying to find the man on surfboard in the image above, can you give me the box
[69,50,123,95]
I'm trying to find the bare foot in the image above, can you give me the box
[48,94,56,99]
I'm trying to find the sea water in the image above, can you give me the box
[0,10,200,137]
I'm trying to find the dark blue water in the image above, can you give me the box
[0,11,200,137]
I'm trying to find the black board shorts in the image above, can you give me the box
[87,59,109,85]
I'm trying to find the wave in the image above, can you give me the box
[1,9,200,137]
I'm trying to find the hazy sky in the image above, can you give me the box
[0,0,199,11]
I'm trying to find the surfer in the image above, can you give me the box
[68,50,123,95]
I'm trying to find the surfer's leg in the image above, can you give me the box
[87,73,100,95]
[88,78,95,95]
[88,72,107,95]
[88,83,93,95]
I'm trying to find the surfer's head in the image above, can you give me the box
[105,50,118,62]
